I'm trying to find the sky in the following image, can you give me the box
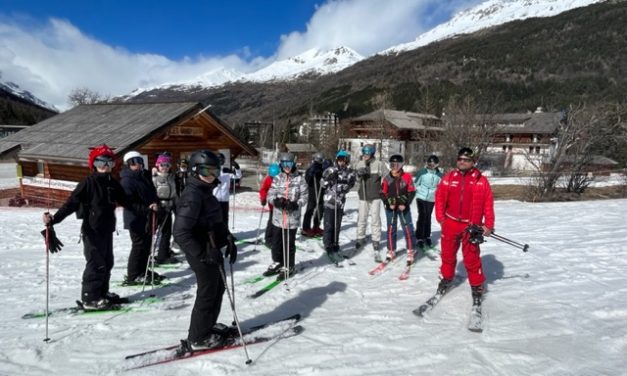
[0,0,479,110]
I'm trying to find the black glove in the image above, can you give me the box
[398,195,408,204]
[232,161,240,170]
[225,234,238,264]
[466,225,485,245]
[203,246,224,265]
[261,199,267,206]
[285,200,299,211]
[273,197,288,209]
[41,225,64,253]
[386,197,396,209]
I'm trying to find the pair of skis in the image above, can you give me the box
[124,313,304,369]
[368,253,413,280]
[412,281,483,332]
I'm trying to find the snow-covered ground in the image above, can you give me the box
[1,190,626,375]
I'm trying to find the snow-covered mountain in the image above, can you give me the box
[0,80,58,112]
[381,0,605,55]
[243,46,363,82]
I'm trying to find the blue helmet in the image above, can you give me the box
[362,144,376,156]
[336,150,350,160]
[268,163,280,177]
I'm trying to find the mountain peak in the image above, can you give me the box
[380,0,604,55]
[0,80,58,112]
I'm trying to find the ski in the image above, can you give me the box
[368,255,401,276]
[412,292,445,317]
[243,274,267,284]
[124,313,303,369]
[468,304,483,332]
[248,279,282,298]
[399,262,413,280]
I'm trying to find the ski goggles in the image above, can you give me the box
[196,164,219,177]
[457,157,473,163]
[158,162,171,168]
[280,161,295,169]
[127,157,144,166]
[93,157,114,169]
[389,162,403,170]
[362,146,375,155]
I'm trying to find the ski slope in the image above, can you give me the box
[1,192,626,375]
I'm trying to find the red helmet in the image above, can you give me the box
[88,144,115,169]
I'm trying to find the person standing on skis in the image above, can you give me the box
[380,154,416,264]
[152,152,179,265]
[42,144,157,310]
[321,150,356,262]
[173,149,238,350]
[354,144,387,255]
[120,151,162,286]
[259,163,280,248]
[302,152,325,238]
[265,152,308,280]
[433,147,494,306]
[414,155,443,251]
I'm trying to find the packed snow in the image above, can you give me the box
[1,185,626,375]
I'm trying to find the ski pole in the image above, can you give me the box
[253,207,265,251]
[44,162,51,343]
[489,233,529,252]
[218,265,252,365]
[231,178,236,231]
[397,205,414,251]
[142,211,166,295]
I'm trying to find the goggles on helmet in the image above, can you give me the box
[280,160,295,169]
[362,146,375,155]
[127,157,144,166]
[390,161,403,170]
[93,156,114,169]
[196,164,219,178]
[158,162,171,168]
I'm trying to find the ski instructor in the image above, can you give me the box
[434,147,494,306]
[173,149,238,350]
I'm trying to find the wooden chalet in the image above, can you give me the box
[0,102,257,207]
[341,109,443,164]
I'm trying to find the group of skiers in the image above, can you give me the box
[40,143,494,351]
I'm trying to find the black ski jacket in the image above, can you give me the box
[120,168,159,233]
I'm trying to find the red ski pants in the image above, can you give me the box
[439,218,485,286]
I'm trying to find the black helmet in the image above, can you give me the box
[389,154,404,163]
[457,147,475,160]
[312,152,324,164]
[189,150,220,177]
[217,152,226,166]
[279,152,296,171]
[427,155,439,164]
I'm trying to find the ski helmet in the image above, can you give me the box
[389,154,404,163]
[278,152,296,171]
[268,163,280,177]
[336,150,350,161]
[156,153,172,167]
[217,152,226,166]
[457,147,475,160]
[123,151,144,166]
[427,155,440,164]
[88,144,115,170]
[362,144,376,156]
[189,150,220,178]
[312,152,324,164]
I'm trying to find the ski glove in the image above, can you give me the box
[398,195,408,204]
[285,200,299,212]
[260,199,267,206]
[466,225,485,245]
[225,234,238,264]
[41,225,64,253]
[273,197,288,209]
[203,245,224,265]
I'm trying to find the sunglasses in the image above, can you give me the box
[93,157,114,168]
[457,157,473,162]
[196,164,218,177]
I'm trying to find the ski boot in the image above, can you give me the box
[471,285,484,307]
[262,262,283,277]
[436,278,453,295]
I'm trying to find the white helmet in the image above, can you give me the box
[123,150,143,163]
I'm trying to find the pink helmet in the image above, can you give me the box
[156,153,172,166]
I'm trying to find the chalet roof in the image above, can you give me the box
[353,109,442,131]
[0,102,256,162]
[490,111,563,134]
[285,143,318,153]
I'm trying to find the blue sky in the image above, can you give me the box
[0,0,479,109]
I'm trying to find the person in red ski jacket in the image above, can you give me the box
[380,154,417,264]
[433,147,495,305]
[259,163,280,248]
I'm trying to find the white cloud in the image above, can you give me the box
[0,1,478,110]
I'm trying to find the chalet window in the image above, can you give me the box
[37,161,45,177]
[529,146,534,153]
[502,146,507,152]
[533,134,538,143]
[506,134,511,142]
[508,145,512,151]
[535,147,541,154]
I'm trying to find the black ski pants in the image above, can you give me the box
[415,199,435,242]
[302,187,323,230]
[264,209,274,247]
[185,253,225,343]
[270,225,296,268]
[81,226,114,302]
[127,229,152,281]
[219,201,229,226]
[323,206,344,252]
